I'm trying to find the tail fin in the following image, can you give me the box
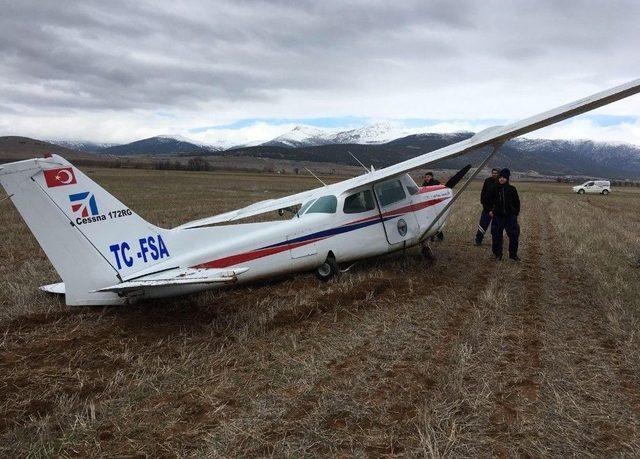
[0,155,172,305]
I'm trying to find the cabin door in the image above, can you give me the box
[373,179,419,246]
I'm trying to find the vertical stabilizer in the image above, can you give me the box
[0,155,171,305]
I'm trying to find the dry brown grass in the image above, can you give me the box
[1,168,640,456]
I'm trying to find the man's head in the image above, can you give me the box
[424,172,433,180]
[491,168,499,179]
[498,168,510,185]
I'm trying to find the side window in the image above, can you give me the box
[586,181,594,187]
[376,180,406,207]
[406,184,419,195]
[343,190,376,214]
[306,195,337,214]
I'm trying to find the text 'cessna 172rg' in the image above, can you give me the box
[1,79,639,305]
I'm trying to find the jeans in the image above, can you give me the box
[491,214,520,258]
[475,210,492,244]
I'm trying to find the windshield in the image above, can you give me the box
[295,199,316,218]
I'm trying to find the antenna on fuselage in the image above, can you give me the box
[304,167,327,186]
[347,150,370,174]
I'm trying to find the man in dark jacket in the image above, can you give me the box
[488,168,520,261]
[422,172,441,187]
[474,168,499,245]
[422,172,444,240]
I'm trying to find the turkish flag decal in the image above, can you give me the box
[43,167,77,188]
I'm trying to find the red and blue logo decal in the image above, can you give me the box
[69,192,99,217]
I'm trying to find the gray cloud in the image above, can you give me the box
[0,0,639,141]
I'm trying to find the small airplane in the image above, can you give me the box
[1,79,639,306]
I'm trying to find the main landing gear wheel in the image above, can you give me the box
[316,256,339,281]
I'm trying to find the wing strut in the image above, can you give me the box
[418,142,503,243]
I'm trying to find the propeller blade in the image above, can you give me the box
[445,164,472,188]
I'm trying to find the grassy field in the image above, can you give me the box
[1,168,640,456]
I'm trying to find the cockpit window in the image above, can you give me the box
[305,195,337,214]
[343,190,376,213]
[296,199,316,217]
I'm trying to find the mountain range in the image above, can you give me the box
[1,123,638,179]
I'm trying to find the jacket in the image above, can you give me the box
[480,177,497,211]
[489,182,520,217]
[422,178,441,186]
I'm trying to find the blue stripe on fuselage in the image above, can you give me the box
[261,215,396,250]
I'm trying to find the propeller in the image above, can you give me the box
[445,164,472,189]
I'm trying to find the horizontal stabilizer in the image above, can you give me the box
[94,267,249,293]
[40,282,66,294]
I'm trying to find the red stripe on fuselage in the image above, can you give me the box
[194,237,327,269]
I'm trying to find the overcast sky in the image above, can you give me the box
[1,0,639,145]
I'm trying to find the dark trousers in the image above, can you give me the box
[491,214,520,257]
[475,210,492,244]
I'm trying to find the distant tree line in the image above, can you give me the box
[154,157,211,171]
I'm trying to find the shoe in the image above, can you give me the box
[494,254,502,261]
[509,255,521,262]
[474,240,482,246]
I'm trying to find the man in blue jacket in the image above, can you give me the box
[488,168,520,261]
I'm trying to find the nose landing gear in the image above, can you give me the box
[316,256,339,281]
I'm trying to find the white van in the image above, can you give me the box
[573,180,611,195]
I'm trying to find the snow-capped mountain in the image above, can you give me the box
[514,137,640,162]
[331,122,412,145]
[262,126,335,148]
[101,136,218,156]
[35,124,640,179]
[259,122,420,148]
[47,140,118,153]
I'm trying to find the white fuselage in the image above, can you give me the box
[124,175,453,301]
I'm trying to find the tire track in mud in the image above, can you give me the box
[487,204,545,455]
[267,248,498,455]
[545,204,640,417]
[537,202,640,453]
[583,197,640,222]
[0,274,328,438]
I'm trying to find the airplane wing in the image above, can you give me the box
[176,188,324,229]
[178,79,640,228]
[94,267,249,293]
[340,78,640,192]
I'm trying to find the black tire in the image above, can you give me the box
[578,189,585,195]
[602,189,609,195]
[315,256,339,281]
